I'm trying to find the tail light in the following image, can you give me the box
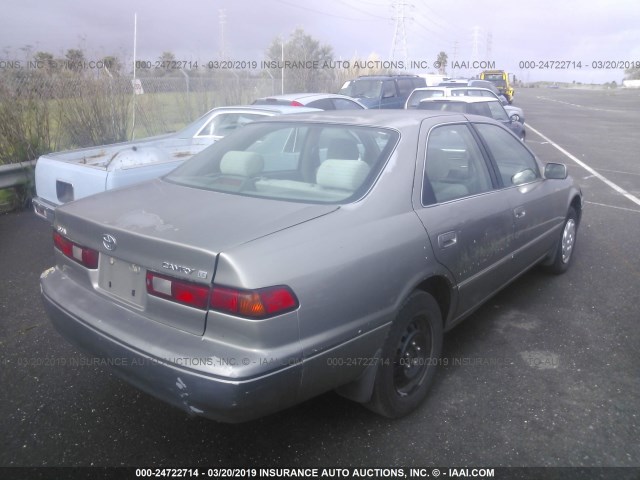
[290,100,304,107]
[146,271,298,318]
[146,272,209,310]
[210,285,298,318]
[53,231,99,269]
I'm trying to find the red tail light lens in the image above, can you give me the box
[290,100,304,107]
[210,285,298,318]
[53,231,99,269]
[146,272,209,310]
[146,271,299,318]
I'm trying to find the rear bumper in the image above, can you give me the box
[32,196,57,223]
[40,267,303,423]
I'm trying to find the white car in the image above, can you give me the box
[33,105,319,222]
[252,93,366,110]
[406,87,525,124]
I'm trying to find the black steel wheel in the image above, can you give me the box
[366,291,443,418]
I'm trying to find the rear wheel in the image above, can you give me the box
[366,291,443,418]
[544,206,578,274]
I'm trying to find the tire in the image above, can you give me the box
[366,291,443,418]
[544,206,578,274]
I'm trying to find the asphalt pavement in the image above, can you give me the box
[0,87,638,471]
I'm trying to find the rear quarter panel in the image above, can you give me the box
[211,132,452,398]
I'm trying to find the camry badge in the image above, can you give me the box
[102,234,117,251]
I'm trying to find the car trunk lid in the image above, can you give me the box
[53,179,337,334]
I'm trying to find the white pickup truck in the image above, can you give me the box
[33,105,319,221]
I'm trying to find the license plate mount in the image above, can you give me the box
[98,256,146,307]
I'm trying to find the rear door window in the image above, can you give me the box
[381,80,396,98]
[396,79,414,96]
[423,124,494,204]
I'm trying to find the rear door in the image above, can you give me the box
[413,122,518,318]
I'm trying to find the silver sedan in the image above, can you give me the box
[41,110,582,422]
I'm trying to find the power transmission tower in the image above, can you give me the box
[390,1,411,65]
[471,26,481,62]
[471,26,481,77]
[452,40,459,77]
[486,31,493,62]
[218,9,226,59]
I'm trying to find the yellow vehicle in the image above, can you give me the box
[480,70,514,103]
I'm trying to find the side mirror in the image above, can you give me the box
[544,163,568,180]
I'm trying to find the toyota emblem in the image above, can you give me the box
[102,234,117,251]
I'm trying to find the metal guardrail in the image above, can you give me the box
[0,160,37,190]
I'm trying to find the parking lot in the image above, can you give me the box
[0,87,639,469]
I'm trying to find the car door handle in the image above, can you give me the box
[514,207,526,219]
[438,231,457,248]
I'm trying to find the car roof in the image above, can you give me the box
[354,75,421,80]
[248,109,490,130]
[410,87,448,92]
[419,96,499,104]
[210,105,322,114]
[254,93,355,102]
[448,87,496,94]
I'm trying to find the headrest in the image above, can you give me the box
[316,160,370,191]
[219,151,264,177]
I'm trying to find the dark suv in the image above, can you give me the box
[339,75,426,109]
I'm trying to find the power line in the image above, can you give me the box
[272,0,384,21]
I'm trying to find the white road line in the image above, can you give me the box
[527,123,640,208]
[585,201,640,214]
[535,96,626,114]
[598,167,640,177]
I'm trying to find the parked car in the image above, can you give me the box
[437,79,469,87]
[404,87,450,108]
[417,97,526,141]
[449,88,525,123]
[252,93,365,110]
[468,79,507,100]
[406,86,525,124]
[41,110,581,423]
[339,75,426,108]
[32,105,320,222]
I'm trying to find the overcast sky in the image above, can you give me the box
[2,0,640,83]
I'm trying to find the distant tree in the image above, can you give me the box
[152,51,176,76]
[102,55,122,76]
[33,51,56,72]
[436,51,448,75]
[265,29,334,92]
[159,51,176,68]
[65,48,85,71]
[65,49,85,62]
[624,67,640,80]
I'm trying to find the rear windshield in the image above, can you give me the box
[166,122,399,204]
[339,79,383,99]
[418,101,467,113]
[406,90,445,108]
